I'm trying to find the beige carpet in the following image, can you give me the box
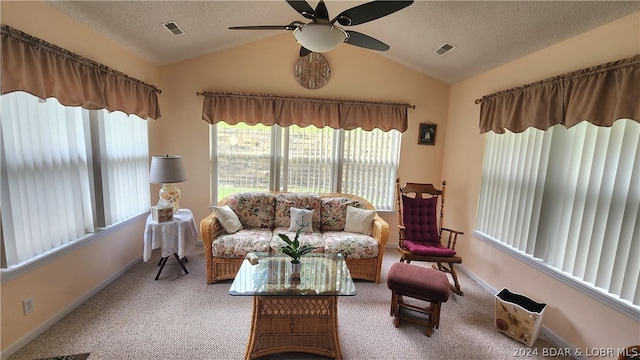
[9,244,571,360]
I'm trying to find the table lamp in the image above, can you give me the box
[149,155,187,214]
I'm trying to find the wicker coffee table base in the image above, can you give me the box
[245,296,342,359]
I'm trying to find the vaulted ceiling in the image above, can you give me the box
[46,1,640,84]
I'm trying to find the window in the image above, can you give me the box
[475,119,639,313]
[1,92,150,269]
[211,122,401,210]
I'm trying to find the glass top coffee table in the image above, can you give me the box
[230,252,356,359]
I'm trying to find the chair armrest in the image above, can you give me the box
[441,227,464,250]
[441,227,464,235]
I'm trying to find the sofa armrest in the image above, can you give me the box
[200,212,224,275]
[200,196,233,252]
[371,215,389,249]
[200,212,225,250]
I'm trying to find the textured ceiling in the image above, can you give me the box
[46,1,640,84]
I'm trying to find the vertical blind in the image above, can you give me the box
[95,110,150,226]
[284,125,336,193]
[1,93,93,266]
[1,92,150,268]
[476,119,640,306]
[342,128,401,210]
[211,122,401,210]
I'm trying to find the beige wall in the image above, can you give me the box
[1,1,159,352]
[443,12,640,356]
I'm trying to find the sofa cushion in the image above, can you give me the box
[320,197,368,231]
[270,227,325,254]
[227,192,276,228]
[289,207,314,232]
[322,231,379,259]
[344,206,375,235]
[275,193,321,230]
[212,205,243,234]
[212,228,273,258]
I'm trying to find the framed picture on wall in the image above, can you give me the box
[418,123,437,145]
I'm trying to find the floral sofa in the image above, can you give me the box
[200,192,389,284]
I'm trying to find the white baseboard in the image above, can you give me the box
[457,264,581,359]
[1,257,142,360]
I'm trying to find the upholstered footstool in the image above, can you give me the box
[387,262,450,336]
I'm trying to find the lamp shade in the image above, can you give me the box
[293,24,347,53]
[149,155,187,184]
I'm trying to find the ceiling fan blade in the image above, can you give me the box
[335,1,414,26]
[314,0,330,21]
[344,30,389,51]
[287,0,316,19]
[229,24,297,31]
[299,46,312,57]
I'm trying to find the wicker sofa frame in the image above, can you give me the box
[200,192,390,284]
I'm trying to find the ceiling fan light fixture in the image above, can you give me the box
[293,23,347,53]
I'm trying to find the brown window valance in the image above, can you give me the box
[479,54,640,134]
[1,25,162,120]
[199,91,411,132]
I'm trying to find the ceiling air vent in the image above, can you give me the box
[434,42,455,56]
[163,21,185,36]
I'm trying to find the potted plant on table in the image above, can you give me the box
[278,227,316,277]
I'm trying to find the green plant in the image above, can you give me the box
[278,227,316,264]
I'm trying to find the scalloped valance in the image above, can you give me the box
[1,25,162,120]
[199,91,411,132]
[479,54,640,134]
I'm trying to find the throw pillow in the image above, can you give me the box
[289,207,314,233]
[344,206,375,235]
[212,205,243,234]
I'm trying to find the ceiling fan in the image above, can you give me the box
[229,0,414,57]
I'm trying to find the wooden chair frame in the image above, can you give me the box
[396,178,465,296]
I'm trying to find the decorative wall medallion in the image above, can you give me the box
[294,52,330,90]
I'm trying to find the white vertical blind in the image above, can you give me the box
[97,110,150,226]
[212,123,400,209]
[1,92,93,266]
[1,92,151,268]
[476,119,640,306]
[285,126,334,193]
[342,128,400,210]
